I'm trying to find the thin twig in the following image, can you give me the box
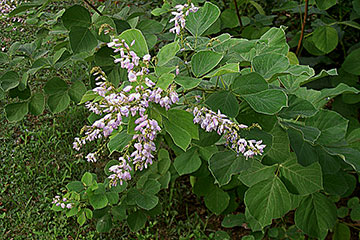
[296,0,309,56]
[83,0,103,16]
[233,0,243,28]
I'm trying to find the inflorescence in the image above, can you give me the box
[169,3,198,35]
[192,107,266,159]
[73,39,179,186]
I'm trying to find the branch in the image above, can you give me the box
[83,0,103,16]
[296,0,309,56]
[233,0,243,28]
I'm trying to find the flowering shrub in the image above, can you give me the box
[3,0,360,238]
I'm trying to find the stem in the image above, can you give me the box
[295,0,309,56]
[233,0,243,27]
[83,0,103,16]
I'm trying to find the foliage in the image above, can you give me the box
[2,0,360,239]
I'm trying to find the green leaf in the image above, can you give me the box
[157,41,180,66]
[112,205,126,220]
[62,5,91,30]
[66,206,79,217]
[143,179,161,195]
[69,27,98,54]
[0,52,8,64]
[313,26,338,54]
[81,172,94,186]
[281,122,320,144]
[191,50,223,77]
[84,208,93,219]
[264,124,291,163]
[77,211,86,226]
[105,192,119,205]
[204,63,239,78]
[305,110,348,145]
[323,173,348,196]
[96,214,112,233]
[44,77,68,95]
[155,73,174,90]
[0,71,19,92]
[164,119,191,151]
[279,159,323,195]
[89,194,108,210]
[158,149,171,175]
[238,160,276,187]
[174,76,202,90]
[245,176,292,228]
[316,0,337,10]
[231,72,268,96]
[185,2,221,37]
[68,81,86,103]
[243,89,288,115]
[137,19,163,34]
[127,211,146,232]
[174,148,201,175]
[350,206,360,221]
[5,102,28,122]
[205,90,240,118]
[342,48,360,75]
[47,92,70,113]
[107,130,132,154]
[221,214,246,228]
[209,151,252,186]
[295,193,337,238]
[279,95,317,119]
[119,29,148,57]
[204,186,230,215]
[135,190,159,210]
[168,109,199,140]
[28,93,45,116]
[332,222,351,240]
[94,46,114,67]
[323,147,360,172]
[252,53,289,80]
[66,181,84,193]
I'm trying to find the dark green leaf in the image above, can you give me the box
[62,5,91,30]
[0,71,19,92]
[5,102,28,122]
[243,89,287,115]
[44,77,68,95]
[69,27,98,54]
[206,90,239,118]
[47,92,70,113]
[174,148,201,175]
[191,51,223,77]
[204,186,230,215]
[231,72,268,96]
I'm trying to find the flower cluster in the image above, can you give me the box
[169,3,199,35]
[73,40,179,186]
[192,107,266,159]
[52,196,72,209]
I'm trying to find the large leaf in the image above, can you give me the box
[44,77,68,95]
[244,176,292,228]
[62,5,91,30]
[185,2,221,37]
[47,92,71,113]
[168,109,199,140]
[231,72,268,96]
[313,26,338,54]
[281,122,321,144]
[191,51,223,77]
[164,118,191,151]
[5,102,29,122]
[69,27,98,54]
[243,89,288,115]
[96,214,112,233]
[305,110,348,145]
[252,53,289,80]
[127,211,146,232]
[119,29,148,57]
[29,93,45,116]
[209,151,252,186]
[0,71,19,92]
[279,95,317,119]
[295,193,337,238]
[174,76,202,90]
[204,186,230,215]
[89,194,108,210]
[316,0,337,10]
[68,81,87,103]
[279,159,323,195]
[107,130,132,154]
[205,90,239,118]
[342,48,360,75]
[174,147,201,175]
[238,160,277,187]
[157,41,180,66]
